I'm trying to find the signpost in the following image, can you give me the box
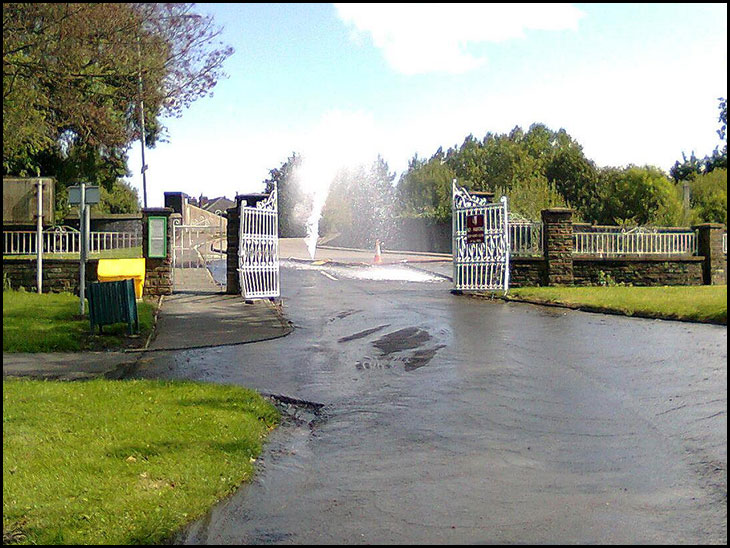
[68,184,100,315]
[36,180,43,293]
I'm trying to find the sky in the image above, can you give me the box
[127,3,728,208]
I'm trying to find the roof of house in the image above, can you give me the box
[200,196,235,213]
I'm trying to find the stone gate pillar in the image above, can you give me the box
[226,202,240,295]
[694,223,726,285]
[541,208,574,286]
[141,207,175,296]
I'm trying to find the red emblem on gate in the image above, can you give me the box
[466,214,485,245]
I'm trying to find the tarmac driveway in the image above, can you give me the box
[132,261,727,544]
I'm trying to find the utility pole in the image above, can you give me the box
[137,36,148,208]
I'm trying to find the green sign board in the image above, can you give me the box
[148,216,167,258]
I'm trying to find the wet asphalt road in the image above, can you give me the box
[134,262,727,544]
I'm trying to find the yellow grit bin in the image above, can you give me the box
[96,258,146,299]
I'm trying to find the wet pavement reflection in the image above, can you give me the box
[134,263,727,545]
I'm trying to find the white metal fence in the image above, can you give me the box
[4,228,141,256]
[509,219,543,256]
[573,228,697,256]
[501,222,711,258]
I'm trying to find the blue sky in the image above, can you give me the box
[128,3,728,207]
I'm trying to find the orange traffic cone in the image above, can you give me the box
[373,239,383,264]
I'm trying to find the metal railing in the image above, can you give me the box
[509,220,543,256]
[4,228,141,256]
[573,227,697,256]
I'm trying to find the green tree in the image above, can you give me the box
[687,168,727,224]
[3,3,232,216]
[594,166,684,226]
[97,179,140,214]
[396,153,455,222]
[398,123,583,221]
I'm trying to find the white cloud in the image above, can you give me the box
[335,3,585,75]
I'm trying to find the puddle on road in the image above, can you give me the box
[373,327,432,354]
[338,324,391,343]
[345,265,444,283]
[402,345,446,371]
[352,327,444,373]
[282,260,445,283]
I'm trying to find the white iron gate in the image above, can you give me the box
[171,216,227,288]
[238,184,279,299]
[452,180,510,293]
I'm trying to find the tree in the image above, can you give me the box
[3,3,232,215]
[398,123,585,221]
[593,166,683,226]
[718,97,727,142]
[396,153,455,222]
[670,97,728,182]
[97,179,141,214]
[687,168,727,224]
[263,153,310,238]
[321,156,397,248]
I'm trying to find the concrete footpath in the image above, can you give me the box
[3,241,451,381]
[3,268,293,381]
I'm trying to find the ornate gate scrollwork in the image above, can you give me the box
[452,180,510,293]
[238,183,279,299]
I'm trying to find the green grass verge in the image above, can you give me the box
[3,290,155,352]
[507,285,727,324]
[3,378,279,545]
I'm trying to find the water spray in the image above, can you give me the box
[294,110,381,260]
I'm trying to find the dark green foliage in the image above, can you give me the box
[3,3,232,220]
[591,165,683,226]
[687,168,727,224]
[397,123,585,220]
[396,152,455,222]
[98,179,140,214]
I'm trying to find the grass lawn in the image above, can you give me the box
[507,285,727,324]
[3,378,279,545]
[3,290,155,352]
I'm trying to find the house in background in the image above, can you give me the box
[164,191,232,227]
[193,195,236,214]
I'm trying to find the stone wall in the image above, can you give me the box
[572,256,705,286]
[3,258,98,293]
[509,257,547,287]
[63,213,142,236]
[695,223,726,285]
[3,209,175,296]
